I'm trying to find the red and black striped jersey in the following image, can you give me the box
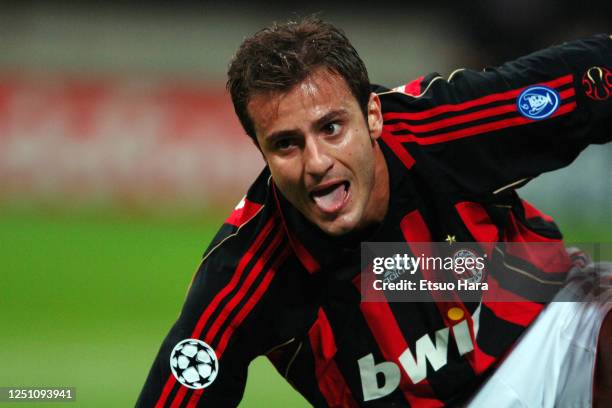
[137,34,611,407]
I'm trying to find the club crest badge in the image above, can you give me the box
[517,85,560,120]
[452,248,486,284]
[582,66,611,101]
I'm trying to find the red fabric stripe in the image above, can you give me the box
[157,217,277,408]
[449,203,510,373]
[455,202,498,244]
[191,216,276,339]
[401,75,425,96]
[308,307,360,408]
[186,245,291,408]
[153,376,176,408]
[381,131,415,169]
[356,283,444,407]
[504,212,571,273]
[483,275,544,326]
[285,229,319,274]
[399,210,463,308]
[471,343,498,375]
[385,87,575,134]
[458,304,496,376]
[185,389,203,408]
[271,183,320,273]
[394,102,576,145]
[204,228,284,343]
[225,197,263,227]
[399,209,432,242]
[398,210,436,298]
[382,74,573,121]
[456,203,546,328]
[400,209,485,376]
[169,386,187,408]
[399,210,471,347]
[386,103,516,133]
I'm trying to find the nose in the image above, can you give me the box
[304,136,333,179]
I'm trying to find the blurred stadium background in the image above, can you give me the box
[0,1,609,407]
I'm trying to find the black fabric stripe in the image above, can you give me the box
[512,204,563,240]
[389,96,576,139]
[391,110,520,137]
[519,216,563,239]
[208,235,288,348]
[288,339,336,407]
[177,391,191,408]
[163,382,181,408]
[496,244,568,280]
[490,249,566,302]
[388,302,445,344]
[476,303,525,357]
[388,301,480,404]
[426,345,479,405]
[321,287,412,407]
[255,254,320,357]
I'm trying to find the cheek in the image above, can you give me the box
[269,160,303,197]
[354,146,376,187]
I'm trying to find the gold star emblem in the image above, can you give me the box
[445,235,456,245]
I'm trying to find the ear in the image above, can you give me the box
[366,93,383,141]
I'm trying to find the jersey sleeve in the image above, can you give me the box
[136,170,289,407]
[136,255,250,407]
[380,34,611,195]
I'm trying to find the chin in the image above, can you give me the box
[320,224,350,237]
[317,214,359,237]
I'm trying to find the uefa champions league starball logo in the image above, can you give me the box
[170,339,219,389]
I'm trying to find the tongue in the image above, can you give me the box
[312,184,347,213]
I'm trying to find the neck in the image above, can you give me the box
[361,141,390,228]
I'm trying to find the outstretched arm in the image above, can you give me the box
[380,34,611,196]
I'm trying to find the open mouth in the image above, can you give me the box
[310,181,350,214]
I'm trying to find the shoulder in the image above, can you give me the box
[203,167,281,260]
[189,166,291,303]
[182,166,294,347]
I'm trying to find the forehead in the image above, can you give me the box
[247,69,356,138]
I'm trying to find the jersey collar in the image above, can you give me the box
[271,138,410,275]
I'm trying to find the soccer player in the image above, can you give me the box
[137,17,611,407]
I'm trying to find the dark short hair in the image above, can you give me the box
[227,16,371,141]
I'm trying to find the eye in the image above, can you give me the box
[322,122,341,136]
[274,138,295,151]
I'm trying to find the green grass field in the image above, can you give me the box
[0,208,310,407]
[0,208,609,407]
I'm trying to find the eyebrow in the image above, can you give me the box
[313,109,348,129]
[264,108,348,143]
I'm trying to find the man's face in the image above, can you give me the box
[247,68,388,236]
